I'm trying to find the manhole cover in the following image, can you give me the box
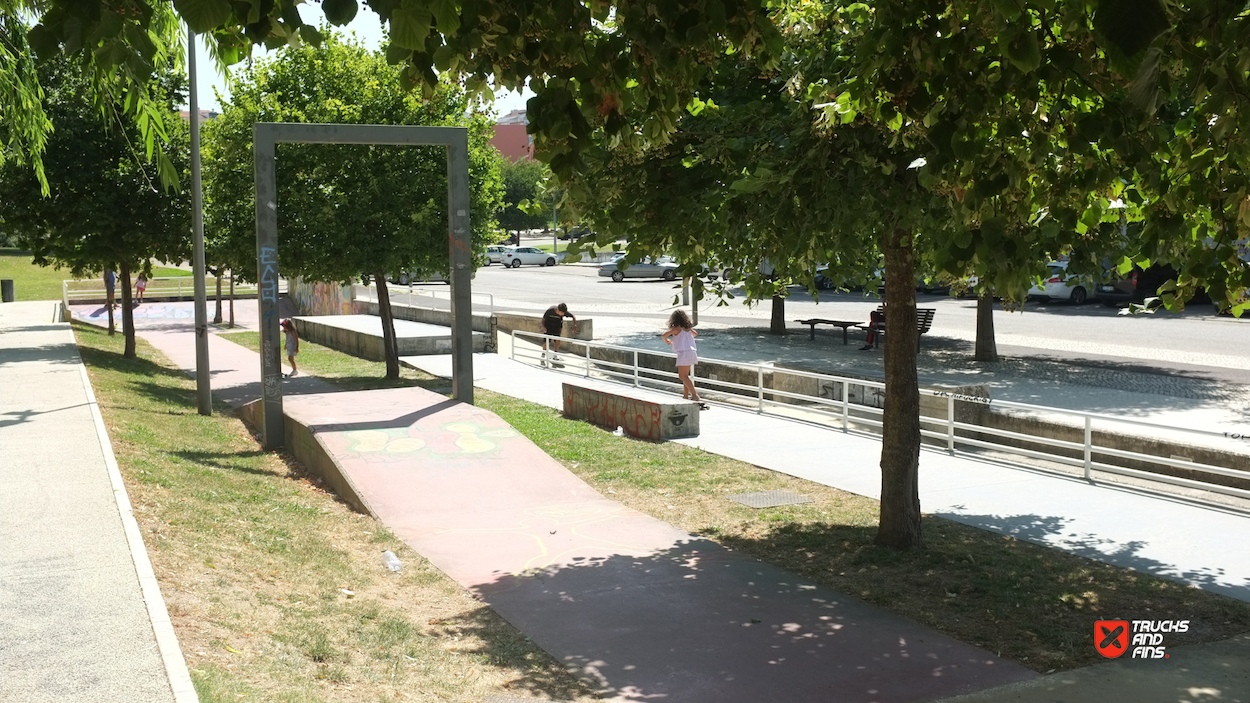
[728,490,813,509]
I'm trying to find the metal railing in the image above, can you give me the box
[357,282,494,315]
[63,276,263,307]
[510,329,1250,504]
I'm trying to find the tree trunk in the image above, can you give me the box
[213,269,223,324]
[770,294,786,335]
[106,289,115,336]
[374,270,400,379]
[974,292,998,362]
[228,272,235,328]
[119,262,136,358]
[876,226,923,550]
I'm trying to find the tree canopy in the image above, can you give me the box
[497,157,550,234]
[0,55,190,356]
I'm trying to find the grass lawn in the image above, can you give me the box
[0,249,193,302]
[215,331,1250,673]
[0,248,72,300]
[151,266,194,277]
[74,322,597,703]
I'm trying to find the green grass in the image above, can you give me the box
[212,334,1250,673]
[0,249,192,302]
[74,322,597,703]
[532,241,571,253]
[217,331,447,392]
[151,266,193,277]
[0,248,73,300]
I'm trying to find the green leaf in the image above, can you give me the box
[322,0,359,26]
[173,0,233,34]
[1003,30,1041,73]
[1094,0,1169,58]
[384,43,412,65]
[390,6,431,50]
[429,0,460,34]
[298,26,323,47]
[845,3,871,23]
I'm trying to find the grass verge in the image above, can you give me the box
[0,247,71,300]
[215,330,1250,673]
[74,321,598,702]
[217,331,442,392]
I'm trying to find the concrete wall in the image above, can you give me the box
[291,277,355,316]
[236,400,375,516]
[354,299,497,353]
[293,316,490,361]
[495,312,592,341]
[562,382,700,440]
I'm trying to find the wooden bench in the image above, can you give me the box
[795,318,861,343]
[858,306,936,348]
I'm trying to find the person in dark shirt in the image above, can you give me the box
[541,303,576,361]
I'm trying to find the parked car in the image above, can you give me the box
[503,246,557,267]
[484,245,509,265]
[598,256,679,282]
[389,269,448,285]
[1094,264,1182,307]
[1027,261,1090,304]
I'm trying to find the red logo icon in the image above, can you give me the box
[1095,620,1130,658]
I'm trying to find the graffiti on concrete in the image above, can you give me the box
[338,422,520,463]
[563,384,666,440]
[291,276,354,316]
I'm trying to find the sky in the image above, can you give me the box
[188,6,532,116]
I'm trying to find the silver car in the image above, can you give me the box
[598,255,679,282]
[485,245,509,264]
[503,246,557,267]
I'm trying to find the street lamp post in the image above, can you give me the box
[189,27,211,416]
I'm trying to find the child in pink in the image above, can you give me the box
[662,310,707,409]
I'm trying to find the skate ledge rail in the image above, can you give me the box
[510,330,1250,506]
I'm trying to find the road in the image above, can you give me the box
[383,263,1250,375]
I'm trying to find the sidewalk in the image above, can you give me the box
[403,351,1250,605]
[0,302,194,703]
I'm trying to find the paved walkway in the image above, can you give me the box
[277,386,1035,702]
[0,302,194,703]
[403,352,1250,605]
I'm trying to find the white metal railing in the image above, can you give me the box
[63,275,263,305]
[510,329,1250,504]
[358,282,494,315]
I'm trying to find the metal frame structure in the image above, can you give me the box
[254,123,473,449]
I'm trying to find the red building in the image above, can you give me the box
[490,109,532,161]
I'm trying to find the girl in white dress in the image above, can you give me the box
[662,310,707,409]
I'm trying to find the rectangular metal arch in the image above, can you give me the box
[253,123,474,450]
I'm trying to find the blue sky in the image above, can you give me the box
[189,6,532,116]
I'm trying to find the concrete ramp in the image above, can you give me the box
[275,386,1035,702]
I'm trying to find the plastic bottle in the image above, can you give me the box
[382,550,402,572]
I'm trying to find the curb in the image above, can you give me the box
[79,363,199,702]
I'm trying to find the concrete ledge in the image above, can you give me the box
[236,398,377,517]
[495,312,592,341]
[562,381,700,440]
[294,314,489,362]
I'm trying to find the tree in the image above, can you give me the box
[0,56,190,357]
[203,32,503,378]
[6,0,781,192]
[566,1,1142,549]
[497,158,550,235]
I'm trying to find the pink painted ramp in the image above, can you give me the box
[282,387,1036,702]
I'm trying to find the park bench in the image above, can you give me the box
[795,318,861,344]
[858,306,936,348]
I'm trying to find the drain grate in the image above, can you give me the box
[728,490,813,509]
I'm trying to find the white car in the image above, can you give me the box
[503,246,557,268]
[598,255,679,282]
[1028,261,1090,304]
[485,245,509,265]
